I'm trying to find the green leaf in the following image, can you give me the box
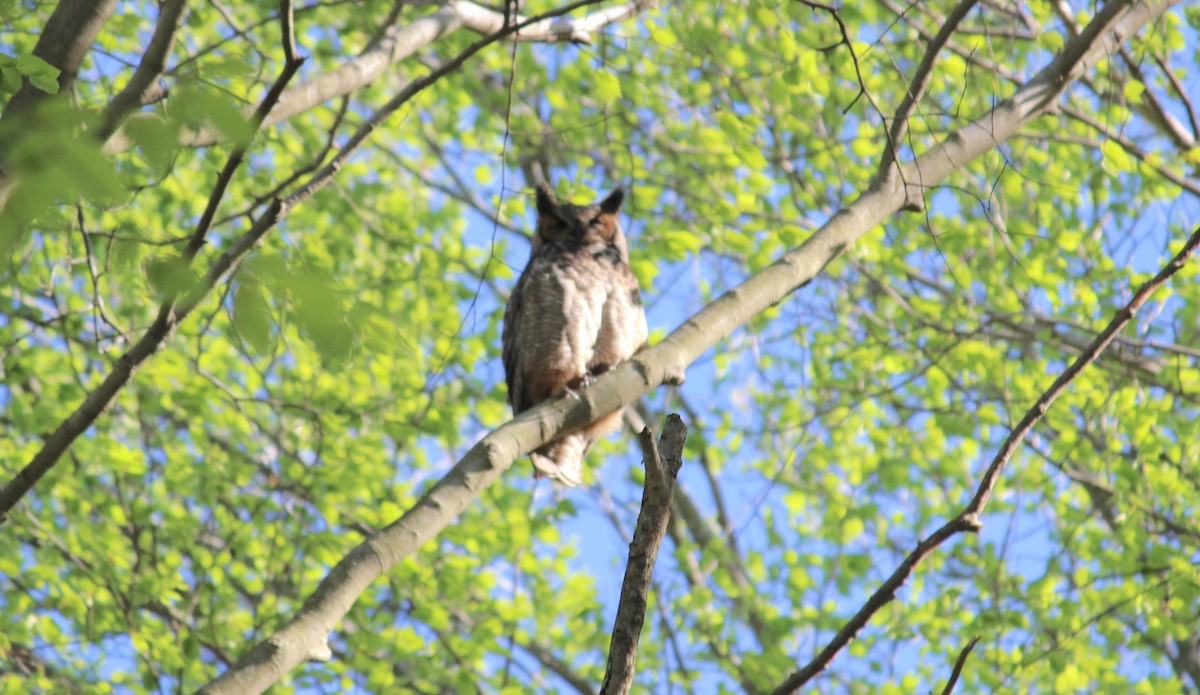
[172,83,253,146]
[144,254,199,297]
[28,73,58,93]
[1122,80,1145,104]
[16,53,59,77]
[124,114,180,177]
[233,281,273,354]
[291,278,353,363]
[592,71,621,102]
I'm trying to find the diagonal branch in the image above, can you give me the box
[0,0,117,173]
[600,415,686,695]
[0,0,117,123]
[190,1,1174,693]
[516,639,596,695]
[100,0,655,153]
[964,223,1200,514]
[0,0,307,523]
[877,0,980,179]
[769,223,1200,693]
[939,636,981,695]
[92,0,189,143]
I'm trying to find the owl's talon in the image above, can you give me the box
[566,373,594,392]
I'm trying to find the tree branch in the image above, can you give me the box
[92,0,189,143]
[0,0,116,121]
[876,0,980,181]
[769,221,1200,693]
[600,415,686,695]
[0,0,306,524]
[516,639,596,695]
[101,0,654,154]
[190,2,1174,693]
[939,636,981,695]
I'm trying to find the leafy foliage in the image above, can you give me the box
[1,0,1198,693]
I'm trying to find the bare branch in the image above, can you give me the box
[878,0,980,179]
[101,0,655,153]
[940,636,981,695]
[770,221,1200,693]
[601,415,687,695]
[92,0,189,143]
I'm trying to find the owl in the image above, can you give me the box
[502,182,648,486]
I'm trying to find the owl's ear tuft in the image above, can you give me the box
[600,188,624,215]
[536,182,560,216]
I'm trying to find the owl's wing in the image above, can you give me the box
[502,266,529,411]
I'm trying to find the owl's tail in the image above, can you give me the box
[530,433,589,487]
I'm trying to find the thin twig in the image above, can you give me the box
[878,0,980,178]
[1151,53,1200,141]
[74,203,126,343]
[797,1,869,114]
[184,3,306,261]
[517,639,595,695]
[93,0,189,143]
[600,415,687,695]
[769,223,1200,695]
[939,636,981,695]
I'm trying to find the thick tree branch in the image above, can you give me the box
[188,1,1173,693]
[0,0,117,174]
[101,0,653,153]
[0,0,116,123]
[877,0,979,180]
[600,416,686,695]
[770,222,1200,693]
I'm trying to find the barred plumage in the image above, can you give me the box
[501,182,648,485]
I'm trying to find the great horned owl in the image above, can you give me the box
[501,182,648,486]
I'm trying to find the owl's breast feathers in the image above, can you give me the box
[502,185,646,485]
[504,240,645,412]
